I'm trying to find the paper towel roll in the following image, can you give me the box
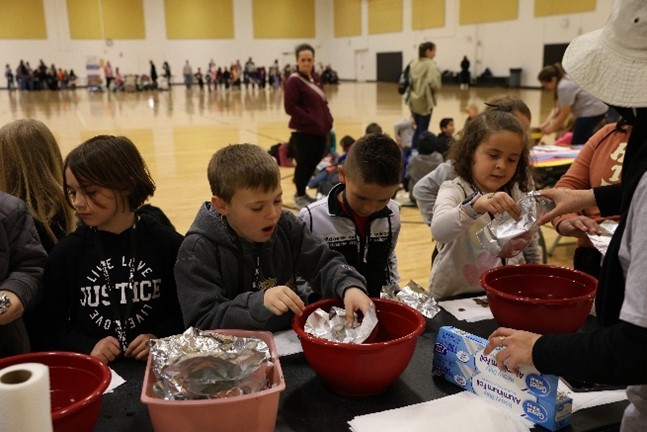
[0,362,53,432]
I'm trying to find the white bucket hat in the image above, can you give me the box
[562,0,647,107]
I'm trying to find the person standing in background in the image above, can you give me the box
[408,42,441,151]
[104,61,114,90]
[538,63,608,145]
[459,56,471,89]
[183,60,193,89]
[284,43,333,210]
[5,64,14,90]
[150,60,158,89]
[162,61,171,86]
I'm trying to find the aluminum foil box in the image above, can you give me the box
[432,326,572,431]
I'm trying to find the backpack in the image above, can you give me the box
[397,63,411,95]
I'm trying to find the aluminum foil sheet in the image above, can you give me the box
[381,280,440,319]
[477,191,555,258]
[149,327,271,400]
[304,305,378,344]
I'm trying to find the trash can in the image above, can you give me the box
[509,68,522,88]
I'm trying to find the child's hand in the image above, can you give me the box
[125,333,155,361]
[474,192,521,220]
[91,336,122,364]
[0,290,24,325]
[263,286,305,316]
[342,287,373,327]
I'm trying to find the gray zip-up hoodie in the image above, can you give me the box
[175,203,367,331]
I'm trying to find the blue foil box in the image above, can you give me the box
[432,326,572,431]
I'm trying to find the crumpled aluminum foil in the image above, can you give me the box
[304,305,378,344]
[477,191,555,258]
[149,327,271,400]
[381,280,440,319]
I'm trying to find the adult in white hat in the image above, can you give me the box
[484,1,647,431]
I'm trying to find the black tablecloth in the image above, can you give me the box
[96,310,628,432]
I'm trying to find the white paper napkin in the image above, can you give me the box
[558,379,628,412]
[348,391,531,432]
[439,295,494,322]
[104,367,126,394]
[273,329,303,357]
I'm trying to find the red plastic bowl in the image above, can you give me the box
[480,264,597,334]
[0,351,111,432]
[292,298,426,396]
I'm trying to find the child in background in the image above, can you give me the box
[40,136,184,364]
[365,122,383,135]
[436,117,456,157]
[429,110,532,299]
[308,135,355,198]
[0,192,47,356]
[464,103,480,129]
[0,119,75,253]
[299,134,402,298]
[175,144,372,331]
[405,132,444,205]
[394,117,415,152]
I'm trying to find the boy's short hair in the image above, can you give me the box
[343,134,402,186]
[208,144,280,202]
[339,135,355,151]
[417,131,441,155]
[439,118,454,130]
[365,122,383,135]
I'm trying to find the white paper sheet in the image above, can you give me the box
[104,367,126,394]
[439,295,494,322]
[273,329,303,357]
[348,392,531,432]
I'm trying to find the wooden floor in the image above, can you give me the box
[0,83,576,286]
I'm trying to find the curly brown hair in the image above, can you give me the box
[449,110,530,193]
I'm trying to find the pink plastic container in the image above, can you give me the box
[140,329,285,432]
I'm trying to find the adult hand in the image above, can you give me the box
[91,336,122,364]
[342,287,373,327]
[474,192,521,220]
[0,290,24,325]
[538,188,597,225]
[556,215,603,238]
[483,327,541,374]
[263,286,305,316]
[125,333,155,361]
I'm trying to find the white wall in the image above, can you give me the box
[330,1,613,87]
[0,0,612,87]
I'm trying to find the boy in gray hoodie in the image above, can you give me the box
[175,144,372,331]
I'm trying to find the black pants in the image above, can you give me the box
[292,132,327,196]
[573,246,602,280]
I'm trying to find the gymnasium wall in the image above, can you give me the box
[0,0,611,88]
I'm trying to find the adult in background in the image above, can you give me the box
[150,60,158,89]
[408,42,441,151]
[284,43,333,209]
[485,2,647,430]
[162,61,171,85]
[537,63,608,145]
[459,56,470,89]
